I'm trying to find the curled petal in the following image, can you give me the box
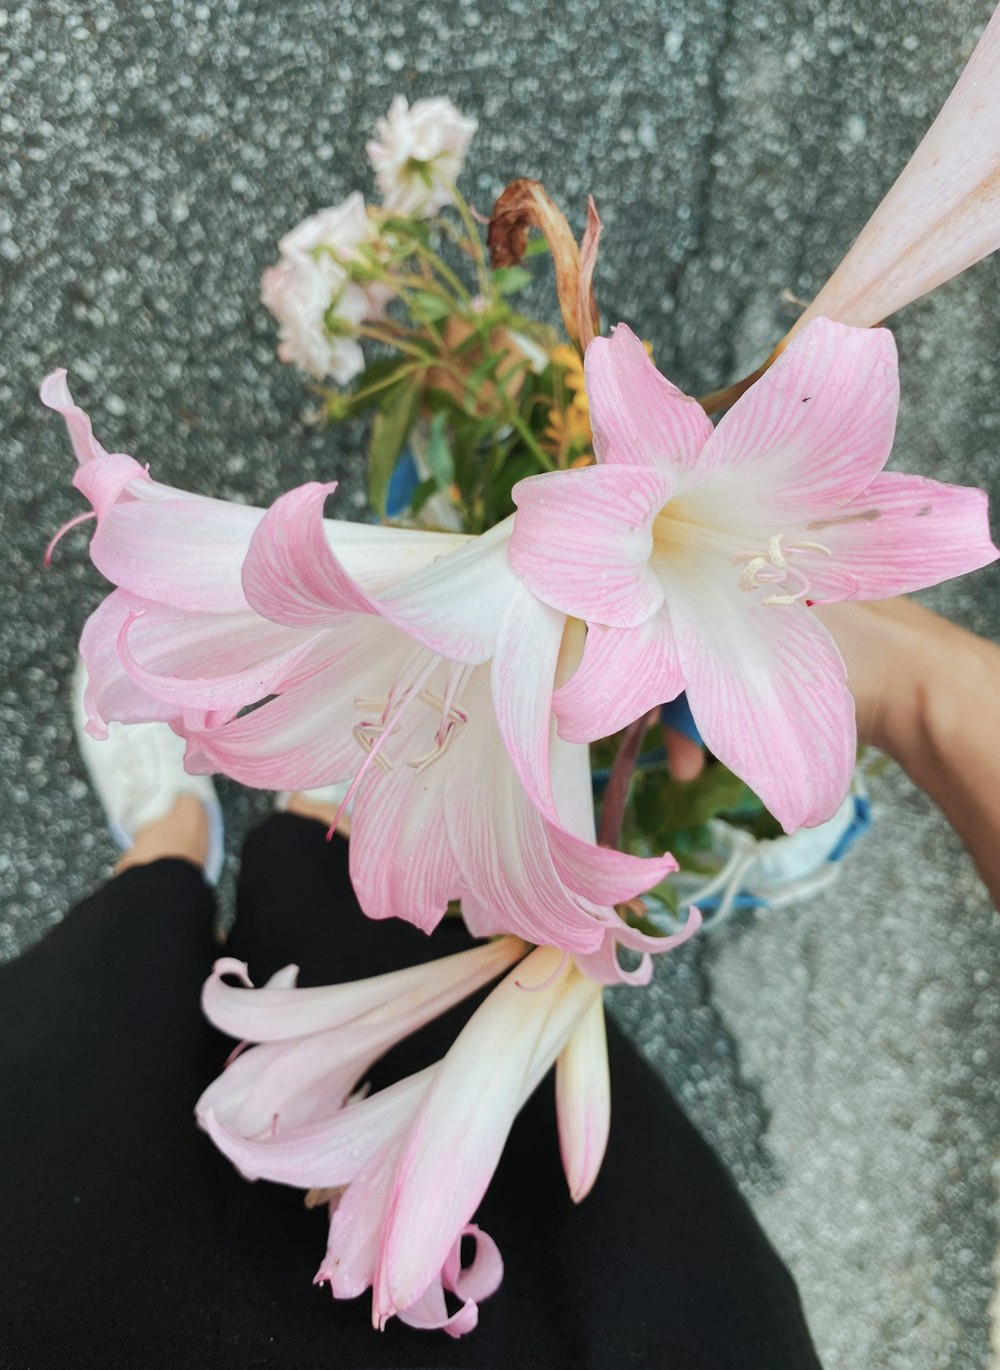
[180,620,406,790]
[40,370,110,467]
[201,938,527,1043]
[78,591,185,738]
[443,1224,504,1305]
[115,608,322,713]
[397,1223,503,1336]
[576,905,702,987]
[244,481,513,663]
[198,1070,433,1187]
[395,1274,479,1338]
[545,822,678,908]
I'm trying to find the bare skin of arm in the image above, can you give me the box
[817,598,1000,907]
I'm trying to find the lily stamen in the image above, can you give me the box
[732,534,832,605]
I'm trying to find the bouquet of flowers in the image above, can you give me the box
[43,5,1000,1339]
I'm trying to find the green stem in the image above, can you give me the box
[340,360,426,407]
[357,324,435,363]
[429,354,552,471]
[406,237,474,304]
[506,410,553,471]
[449,184,491,297]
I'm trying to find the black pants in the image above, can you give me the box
[0,814,822,1370]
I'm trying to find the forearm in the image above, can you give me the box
[878,614,1000,905]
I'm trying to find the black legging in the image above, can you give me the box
[0,813,823,1369]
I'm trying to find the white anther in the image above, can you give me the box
[736,556,769,591]
[351,722,394,772]
[730,532,833,604]
[789,539,832,558]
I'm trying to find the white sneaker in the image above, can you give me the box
[643,774,872,936]
[73,660,225,884]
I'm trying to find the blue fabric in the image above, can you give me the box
[661,694,703,745]
[385,448,420,518]
[827,793,872,864]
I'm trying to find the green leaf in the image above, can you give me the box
[491,265,533,296]
[409,475,439,516]
[485,445,542,522]
[407,290,451,324]
[422,385,466,416]
[424,412,455,489]
[647,878,682,916]
[380,215,432,246]
[465,351,506,392]
[368,378,420,516]
[630,762,749,839]
[523,236,551,258]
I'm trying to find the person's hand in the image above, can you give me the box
[814,596,1000,765]
[661,596,960,780]
[818,595,1000,905]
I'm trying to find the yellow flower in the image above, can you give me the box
[542,339,653,464]
[542,404,592,456]
[543,344,592,460]
[550,343,589,410]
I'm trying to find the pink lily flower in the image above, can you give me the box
[40,370,467,738]
[43,373,684,964]
[197,936,525,1136]
[176,481,681,957]
[796,5,1000,333]
[198,944,613,1336]
[509,319,998,832]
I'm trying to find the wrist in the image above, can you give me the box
[887,619,1000,793]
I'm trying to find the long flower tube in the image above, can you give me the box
[43,373,684,969]
[701,5,1000,413]
[509,319,998,833]
[197,944,634,1337]
[794,3,1000,334]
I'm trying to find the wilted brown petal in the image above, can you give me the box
[487,179,600,348]
[577,197,603,351]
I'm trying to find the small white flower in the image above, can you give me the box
[367,95,477,219]
[261,192,391,384]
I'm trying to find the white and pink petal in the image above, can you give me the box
[555,990,611,1203]
[584,324,714,473]
[702,318,899,518]
[661,552,857,832]
[553,611,684,744]
[793,471,998,602]
[510,463,669,628]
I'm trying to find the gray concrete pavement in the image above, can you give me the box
[3,1,1000,1364]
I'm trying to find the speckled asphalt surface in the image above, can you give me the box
[3,2,1000,1365]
